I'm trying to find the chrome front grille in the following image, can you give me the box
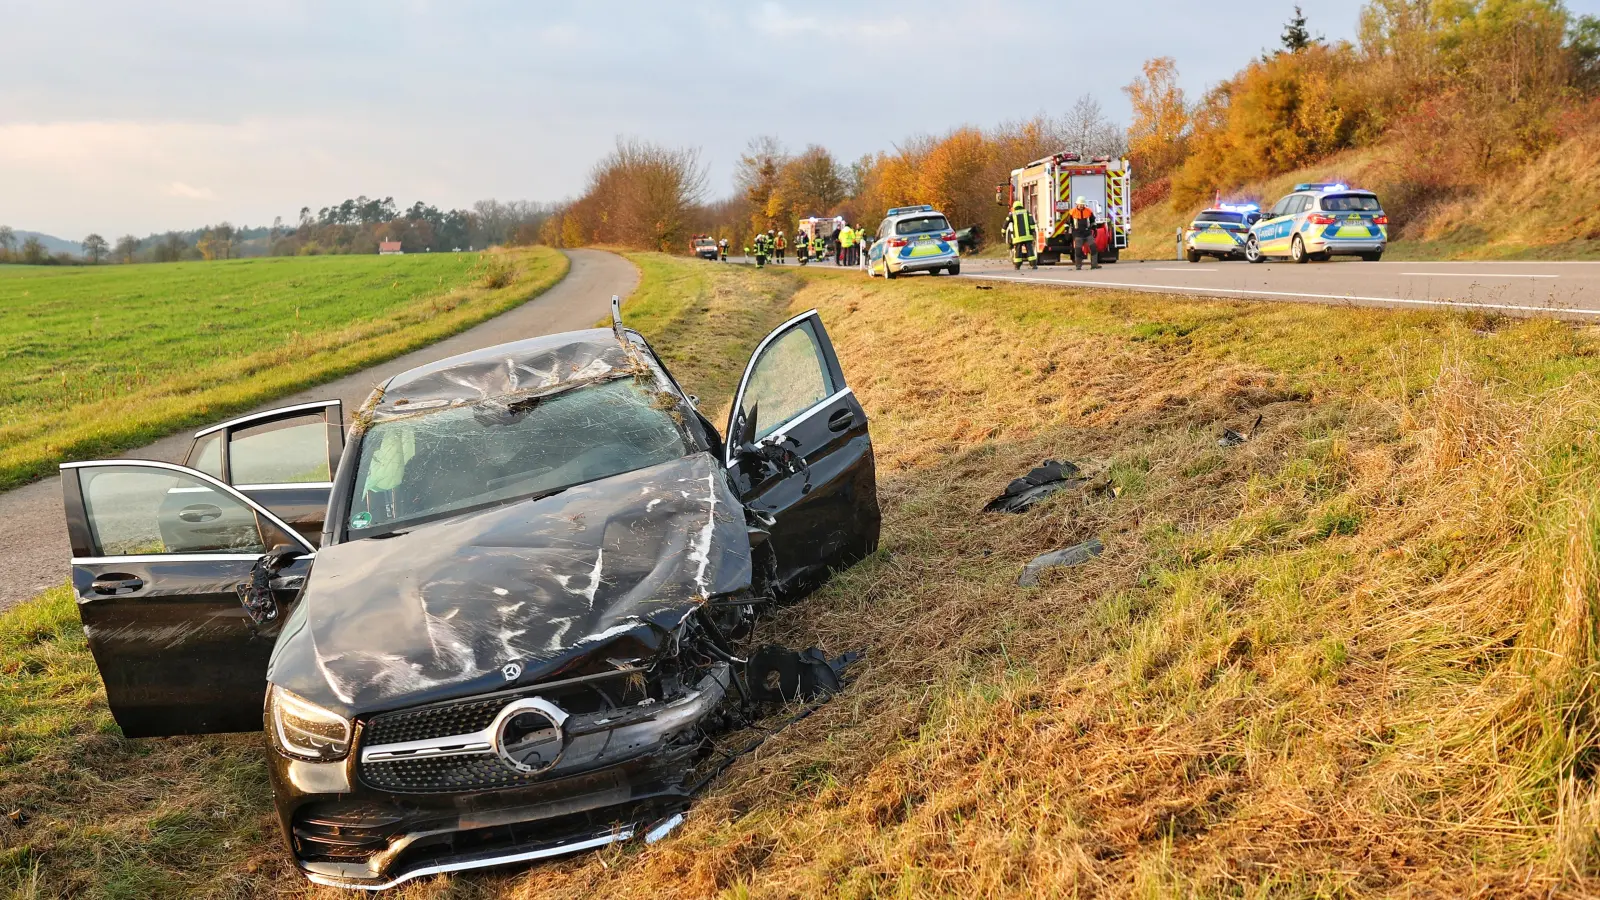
[363,752,552,793]
[355,666,726,796]
[363,697,506,747]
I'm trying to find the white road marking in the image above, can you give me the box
[1150,267,1217,272]
[961,273,1597,316]
[1401,272,1558,279]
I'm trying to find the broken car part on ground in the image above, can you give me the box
[982,459,1086,514]
[60,307,879,889]
[1017,538,1105,587]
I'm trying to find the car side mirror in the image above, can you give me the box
[236,543,307,626]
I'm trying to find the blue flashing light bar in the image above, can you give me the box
[1218,202,1259,213]
[886,205,935,216]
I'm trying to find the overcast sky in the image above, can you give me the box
[2,0,1552,239]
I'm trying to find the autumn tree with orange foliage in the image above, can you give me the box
[1123,57,1191,181]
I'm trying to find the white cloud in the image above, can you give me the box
[750,3,912,41]
[166,181,215,200]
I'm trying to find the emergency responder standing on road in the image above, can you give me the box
[1008,201,1038,270]
[753,231,769,268]
[1069,196,1101,270]
[811,231,824,265]
[838,224,854,267]
[718,237,728,261]
[775,230,787,264]
[796,229,809,264]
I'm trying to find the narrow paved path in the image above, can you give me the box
[0,248,636,612]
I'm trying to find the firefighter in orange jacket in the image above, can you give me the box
[1068,197,1101,270]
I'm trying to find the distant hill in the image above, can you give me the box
[14,231,83,256]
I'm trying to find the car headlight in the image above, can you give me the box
[268,684,352,761]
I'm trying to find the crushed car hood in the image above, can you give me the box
[266,453,751,716]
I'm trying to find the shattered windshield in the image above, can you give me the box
[346,378,689,535]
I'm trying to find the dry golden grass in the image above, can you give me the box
[9,255,1600,898]
[501,268,1600,898]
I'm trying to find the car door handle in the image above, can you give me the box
[178,504,222,523]
[827,409,854,433]
[91,575,144,595]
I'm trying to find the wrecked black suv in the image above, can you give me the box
[59,307,879,889]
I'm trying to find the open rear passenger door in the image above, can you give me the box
[61,460,316,737]
[726,311,880,594]
[183,400,342,546]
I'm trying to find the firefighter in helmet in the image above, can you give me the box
[1068,196,1101,270]
[1008,200,1038,270]
[753,231,769,268]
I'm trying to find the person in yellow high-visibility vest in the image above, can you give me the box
[838,224,855,266]
[1008,201,1038,270]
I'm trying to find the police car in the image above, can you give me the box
[866,205,961,278]
[1184,204,1262,262]
[1244,184,1388,264]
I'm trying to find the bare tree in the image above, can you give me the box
[1060,94,1127,159]
[81,233,109,263]
[113,234,140,263]
[0,225,14,257]
[576,137,709,251]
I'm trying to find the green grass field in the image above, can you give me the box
[9,255,1600,896]
[0,249,566,490]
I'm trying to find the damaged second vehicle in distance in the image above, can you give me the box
[60,303,879,889]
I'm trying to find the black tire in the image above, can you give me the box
[949,263,961,276]
[1291,235,1309,264]
[1311,251,1331,262]
[885,262,897,279]
[1185,248,1202,263]
[1361,251,1383,262]
[1246,236,1265,264]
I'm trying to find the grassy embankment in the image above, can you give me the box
[0,248,566,491]
[1130,123,1600,262]
[520,262,1600,896]
[9,253,1600,896]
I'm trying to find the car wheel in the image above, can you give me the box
[949,263,961,276]
[1291,235,1310,264]
[1245,236,1264,264]
[1361,251,1383,262]
[1185,248,1202,263]
[885,262,897,280]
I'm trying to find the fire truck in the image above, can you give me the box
[1000,153,1131,264]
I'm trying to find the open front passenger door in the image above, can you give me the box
[726,311,880,595]
[183,400,342,546]
[61,460,316,737]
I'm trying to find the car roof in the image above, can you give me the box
[886,208,948,221]
[375,329,649,416]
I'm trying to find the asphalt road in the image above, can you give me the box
[965,257,1600,318]
[0,248,636,612]
[746,254,1600,318]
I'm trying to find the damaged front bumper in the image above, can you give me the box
[273,664,729,890]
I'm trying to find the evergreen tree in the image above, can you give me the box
[1282,5,1314,52]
